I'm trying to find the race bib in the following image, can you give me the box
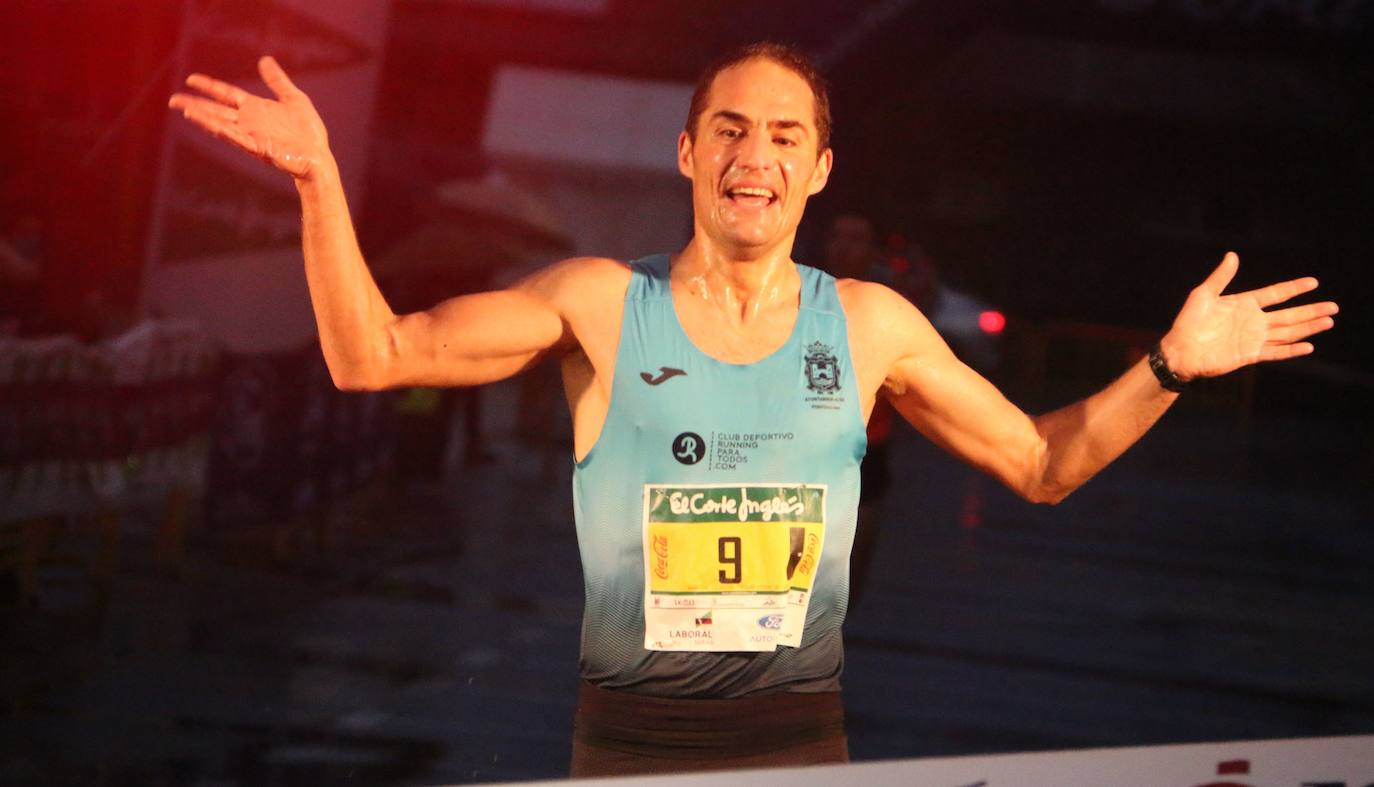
[642,483,826,652]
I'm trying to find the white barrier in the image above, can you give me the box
[498,734,1374,787]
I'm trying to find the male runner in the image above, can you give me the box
[170,42,1337,776]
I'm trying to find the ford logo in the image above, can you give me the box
[757,614,784,630]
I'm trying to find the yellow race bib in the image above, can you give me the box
[642,484,826,652]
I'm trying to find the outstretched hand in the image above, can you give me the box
[1160,252,1338,382]
[168,56,329,180]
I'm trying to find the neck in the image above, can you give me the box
[673,236,799,324]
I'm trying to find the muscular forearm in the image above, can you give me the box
[169,57,582,391]
[1028,357,1177,504]
[296,157,395,389]
[877,252,1333,507]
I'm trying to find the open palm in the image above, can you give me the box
[168,56,328,180]
[1164,252,1338,381]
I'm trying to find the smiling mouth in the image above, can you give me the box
[724,186,777,208]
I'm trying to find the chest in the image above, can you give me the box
[611,295,861,469]
[668,301,889,427]
[669,286,799,366]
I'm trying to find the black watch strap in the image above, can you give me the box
[1148,342,1188,393]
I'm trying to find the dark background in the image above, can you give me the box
[3,0,1370,368]
[2,1,1372,785]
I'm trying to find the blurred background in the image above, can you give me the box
[1,0,1371,784]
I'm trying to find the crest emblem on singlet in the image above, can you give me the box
[803,341,841,394]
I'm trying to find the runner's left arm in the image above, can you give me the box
[864,252,1336,504]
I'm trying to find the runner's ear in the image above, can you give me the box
[677,131,695,181]
[807,147,833,196]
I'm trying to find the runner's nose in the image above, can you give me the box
[735,128,775,172]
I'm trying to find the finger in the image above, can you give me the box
[258,55,301,100]
[185,73,252,108]
[1246,276,1320,309]
[169,94,237,124]
[1266,316,1335,344]
[1198,251,1239,296]
[1258,342,1313,362]
[1265,300,1338,327]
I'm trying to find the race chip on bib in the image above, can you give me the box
[642,484,826,652]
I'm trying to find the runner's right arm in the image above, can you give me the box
[293,157,577,390]
[171,57,574,390]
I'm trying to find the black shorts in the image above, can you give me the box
[570,681,849,777]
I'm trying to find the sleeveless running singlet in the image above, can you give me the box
[572,254,866,698]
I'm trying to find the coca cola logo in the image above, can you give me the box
[652,534,669,579]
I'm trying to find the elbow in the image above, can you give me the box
[1021,462,1081,505]
[327,323,399,391]
[331,371,377,392]
[1024,482,1074,506]
[1018,438,1075,505]
[327,357,388,392]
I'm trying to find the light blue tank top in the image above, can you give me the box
[572,253,867,698]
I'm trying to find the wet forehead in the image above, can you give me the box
[705,58,817,133]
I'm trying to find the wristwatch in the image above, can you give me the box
[1148,342,1188,393]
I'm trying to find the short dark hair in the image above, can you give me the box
[685,41,832,155]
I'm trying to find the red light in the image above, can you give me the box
[978,310,1006,334]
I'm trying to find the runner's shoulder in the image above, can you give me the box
[836,277,924,324]
[541,256,629,289]
[836,277,936,353]
[519,255,632,305]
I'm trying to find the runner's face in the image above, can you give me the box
[678,58,832,257]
